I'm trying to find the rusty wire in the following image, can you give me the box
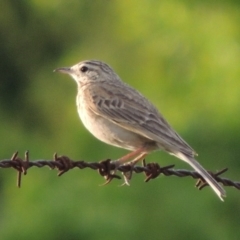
[0,151,239,192]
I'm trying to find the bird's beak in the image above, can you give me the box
[54,67,73,75]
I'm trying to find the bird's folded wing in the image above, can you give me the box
[86,82,196,156]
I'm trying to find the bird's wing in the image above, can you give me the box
[84,81,196,156]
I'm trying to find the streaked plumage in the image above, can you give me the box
[55,60,226,200]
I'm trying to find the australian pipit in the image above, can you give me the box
[54,60,226,200]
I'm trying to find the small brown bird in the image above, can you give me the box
[55,60,226,200]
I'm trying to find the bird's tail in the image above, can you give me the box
[175,152,226,201]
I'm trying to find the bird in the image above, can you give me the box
[54,59,226,200]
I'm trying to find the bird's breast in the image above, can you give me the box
[76,94,156,151]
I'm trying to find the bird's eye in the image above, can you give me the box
[80,66,88,72]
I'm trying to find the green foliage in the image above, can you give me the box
[1,0,239,239]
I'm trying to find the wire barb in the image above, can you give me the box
[1,152,240,193]
[195,168,228,190]
[10,151,29,187]
[98,159,121,185]
[54,153,75,176]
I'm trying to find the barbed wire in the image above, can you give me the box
[1,151,240,192]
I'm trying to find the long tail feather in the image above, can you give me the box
[175,152,226,201]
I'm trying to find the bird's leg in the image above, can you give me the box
[130,152,147,166]
[110,147,145,183]
[111,148,147,186]
[110,147,148,185]
[112,147,146,168]
[121,152,147,185]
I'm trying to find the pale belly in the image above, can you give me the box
[77,104,155,151]
[79,107,146,150]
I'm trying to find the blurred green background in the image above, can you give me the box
[1,0,240,239]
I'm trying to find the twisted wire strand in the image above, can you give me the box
[1,151,239,191]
